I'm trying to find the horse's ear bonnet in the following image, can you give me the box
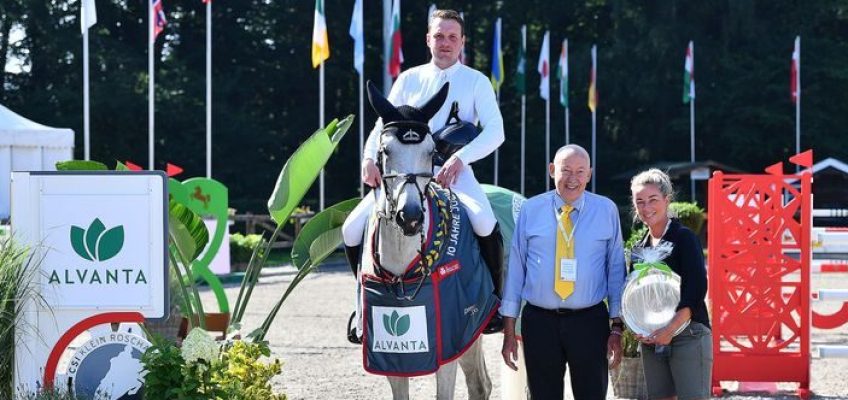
[366,80,449,144]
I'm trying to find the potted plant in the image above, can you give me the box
[611,328,648,399]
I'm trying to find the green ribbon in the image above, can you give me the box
[633,262,674,281]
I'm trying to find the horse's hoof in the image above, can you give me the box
[482,314,504,334]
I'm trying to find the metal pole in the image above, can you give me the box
[565,107,570,144]
[691,95,696,202]
[359,71,365,197]
[206,0,212,178]
[796,36,801,166]
[83,25,91,161]
[494,90,500,186]
[545,97,550,192]
[520,95,526,195]
[319,62,325,210]
[148,1,154,170]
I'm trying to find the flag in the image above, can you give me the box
[201,0,211,3]
[458,11,466,64]
[349,0,364,74]
[152,0,167,40]
[490,18,504,93]
[80,0,97,33]
[557,39,568,107]
[312,0,330,68]
[537,31,550,100]
[791,36,800,103]
[683,41,695,104]
[388,0,404,78]
[588,45,597,112]
[515,25,526,95]
[428,4,437,24]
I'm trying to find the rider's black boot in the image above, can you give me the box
[345,244,363,344]
[344,244,362,278]
[476,223,504,334]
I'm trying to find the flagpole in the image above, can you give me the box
[359,70,364,197]
[520,94,526,195]
[83,17,91,161]
[591,45,597,193]
[319,62,325,210]
[494,91,500,186]
[796,36,801,161]
[206,0,212,178]
[565,107,570,144]
[545,96,550,192]
[690,92,696,202]
[148,0,155,170]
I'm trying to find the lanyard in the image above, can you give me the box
[553,197,585,245]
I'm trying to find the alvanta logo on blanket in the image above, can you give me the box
[372,306,429,353]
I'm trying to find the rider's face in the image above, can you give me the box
[426,18,464,69]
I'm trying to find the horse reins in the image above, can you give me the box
[370,122,452,301]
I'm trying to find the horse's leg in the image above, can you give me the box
[386,377,409,400]
[435,360,459,400]
[458,339,492,400]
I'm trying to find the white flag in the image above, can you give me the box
[81,0,97,33]
[537,31,550,100]
[349,0,364,74]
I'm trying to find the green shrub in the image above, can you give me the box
[669,202,705,234]
[230,233,266,264]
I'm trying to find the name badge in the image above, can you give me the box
[559,258,577,282]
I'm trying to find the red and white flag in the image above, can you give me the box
[791,36,800,104]
[388,0,404,78]
[152,0,167,40]
[537,31,550,100]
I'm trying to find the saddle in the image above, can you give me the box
[432,101,480,166]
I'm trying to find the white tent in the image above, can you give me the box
[0,104,74,220]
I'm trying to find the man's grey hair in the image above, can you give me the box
[553,144,591,166]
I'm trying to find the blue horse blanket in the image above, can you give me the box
[358,188,499,377]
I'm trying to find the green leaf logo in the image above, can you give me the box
[383,310,411,337]
[70,218,125,261]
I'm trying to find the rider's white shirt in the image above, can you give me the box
[363,61,505,166]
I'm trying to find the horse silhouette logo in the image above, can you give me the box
[192,186,211,209]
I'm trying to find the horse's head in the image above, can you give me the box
[367,81,449,236]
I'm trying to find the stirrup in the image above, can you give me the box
[483,313,504,334]
[346,311,362,344]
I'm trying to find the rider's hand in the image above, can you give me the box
[435,155,464,188]
[362,158,382,188]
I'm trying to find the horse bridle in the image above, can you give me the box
[371,121,442,301]
[374,121,435,226]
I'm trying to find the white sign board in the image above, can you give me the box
[12,171,168,393]
[690,167,711,181]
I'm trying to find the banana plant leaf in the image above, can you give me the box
[267,115,354,225]
[308,228,343,268]
[291,198,360,270]
[168,199,209,261]
[55,160,109,171]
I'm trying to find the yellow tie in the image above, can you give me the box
[554,204,575,299]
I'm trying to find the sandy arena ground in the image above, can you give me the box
[199,262,848,399]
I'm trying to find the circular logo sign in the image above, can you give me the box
[66,332,150,399]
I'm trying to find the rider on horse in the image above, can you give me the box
[342,9,505,336]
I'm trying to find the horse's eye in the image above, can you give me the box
[382,148,391,156]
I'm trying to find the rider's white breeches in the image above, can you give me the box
[342,166,497,246]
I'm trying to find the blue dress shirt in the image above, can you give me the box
[501,190,626,319]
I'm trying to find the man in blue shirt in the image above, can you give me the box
[501,144,626,399]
